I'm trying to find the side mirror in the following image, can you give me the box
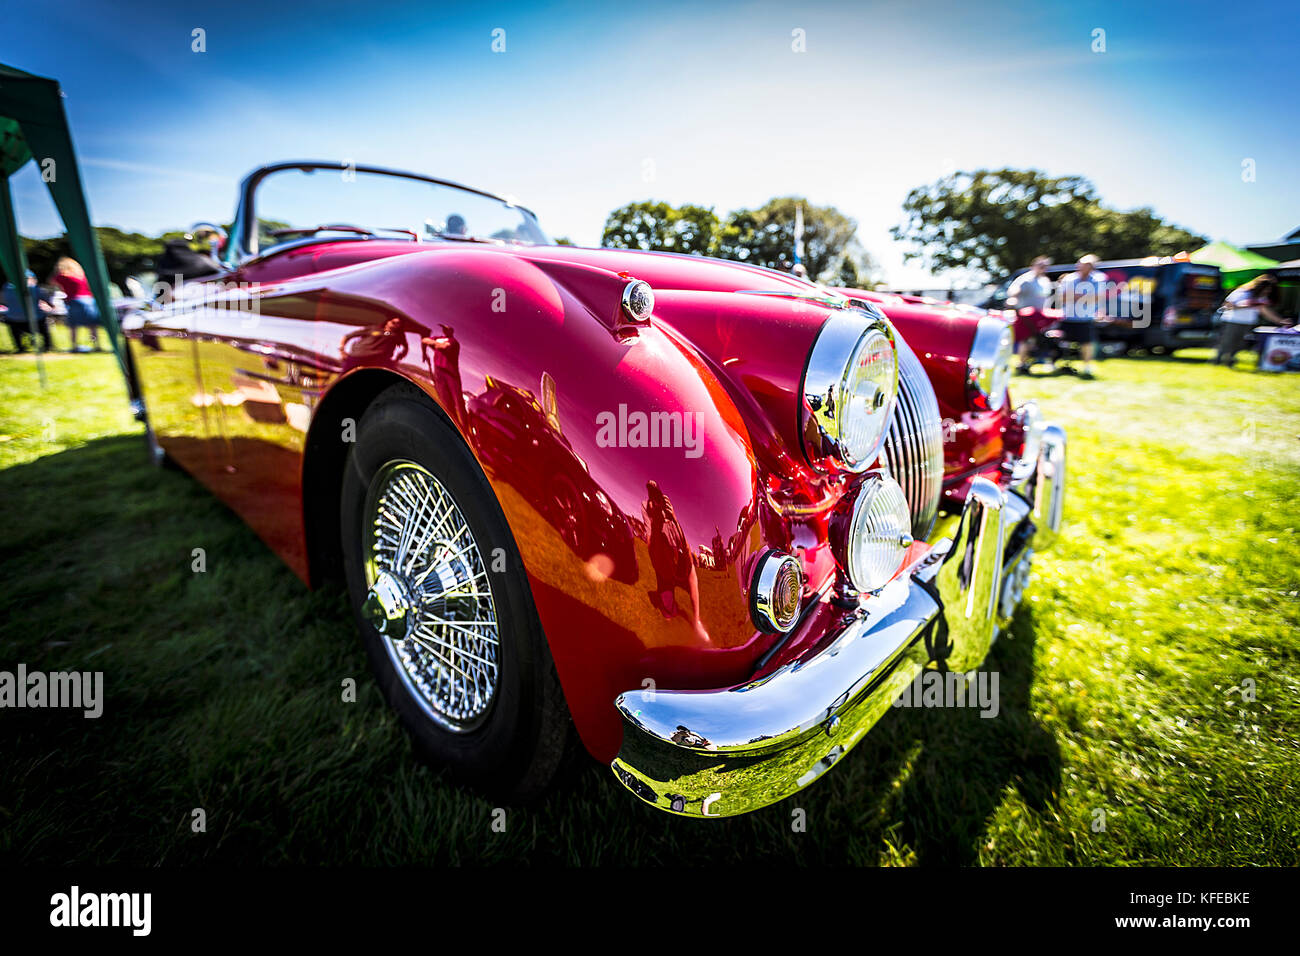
[187,222,228,258]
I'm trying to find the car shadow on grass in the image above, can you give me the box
[0,434,375,864]
[839,604,1063,865]
[555,602,1063,867]
[0,435,1062,865]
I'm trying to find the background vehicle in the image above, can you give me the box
[983,258,1223,353]
[123,162,1065,817]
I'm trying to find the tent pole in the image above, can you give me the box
[0,172,45,388]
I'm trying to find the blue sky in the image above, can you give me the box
[2,0,1296,285]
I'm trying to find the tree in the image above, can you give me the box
[835,255,860,289]
[1086,205,1205,262]
[891,168,1204,279]
[601,201,719,256]
[23,226,185,290]
[714,197,860,282]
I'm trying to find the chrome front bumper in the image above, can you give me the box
[610,419,1066,818]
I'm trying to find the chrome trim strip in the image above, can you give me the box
[733,289,864,309]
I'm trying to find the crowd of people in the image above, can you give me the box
[1005,255,1107,378]
[1003,254,1290,377]
[5,249,1292,374]
[1,257,108,354]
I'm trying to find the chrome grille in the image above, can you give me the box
[882,334,944,541]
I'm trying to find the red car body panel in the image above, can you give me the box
[128,242,918,762]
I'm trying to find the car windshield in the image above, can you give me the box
[249,166,550,254]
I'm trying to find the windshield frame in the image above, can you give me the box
[223,160,546,266]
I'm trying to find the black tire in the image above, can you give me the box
[340,384,573,801]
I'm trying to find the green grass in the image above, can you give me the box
[1,347,1297,865]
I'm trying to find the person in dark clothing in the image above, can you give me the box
[3,270,58,353]
[1215,273,1283,367]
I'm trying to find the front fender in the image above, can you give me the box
[310,249,776,762]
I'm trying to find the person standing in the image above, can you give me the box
[51,257,105,353]
[1215,273,1283,368]
[3,270,57,352]
[1006,256,1054,372]
[1057,254,1107,379]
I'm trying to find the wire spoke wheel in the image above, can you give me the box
[361,460,500,732]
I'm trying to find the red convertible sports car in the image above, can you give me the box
[123,162,1066,817]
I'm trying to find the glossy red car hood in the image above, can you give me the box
[519,244,815,295]
[242,239,858,482]
[434,243,850,483]
[517,246,844,482]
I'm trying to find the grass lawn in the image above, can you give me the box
[1,345,1297,866]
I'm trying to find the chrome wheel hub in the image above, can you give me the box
[362,569,417,637]
[363,461,500,732]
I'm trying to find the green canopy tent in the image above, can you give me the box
[0,62,128,391]
[1190,240,1280,290]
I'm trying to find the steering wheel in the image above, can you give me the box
[270,224,376,239]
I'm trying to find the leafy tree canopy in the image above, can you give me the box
[891,168,1205,279]
[23,226,182,290]
[601,196,878,286]
[601,201,719,256]
[714,196,864,283]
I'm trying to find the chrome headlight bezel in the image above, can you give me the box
[834,472,914,593]
[967,316,1015,412]
[800,304,899,473]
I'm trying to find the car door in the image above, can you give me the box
[124,294,212,478]
[185,265,331,582]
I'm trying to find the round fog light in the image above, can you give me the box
[751,551,804,633]
[845,475,913,592]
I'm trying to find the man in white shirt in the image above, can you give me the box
[1057,254,1108,379]
[1006,256,1054,372]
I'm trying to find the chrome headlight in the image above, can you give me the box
[967,316,1014,412]
[800,305,899,472]
[839,474,913,592]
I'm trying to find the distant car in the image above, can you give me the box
[982,257,1223,354]
[123,161,1067,817]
